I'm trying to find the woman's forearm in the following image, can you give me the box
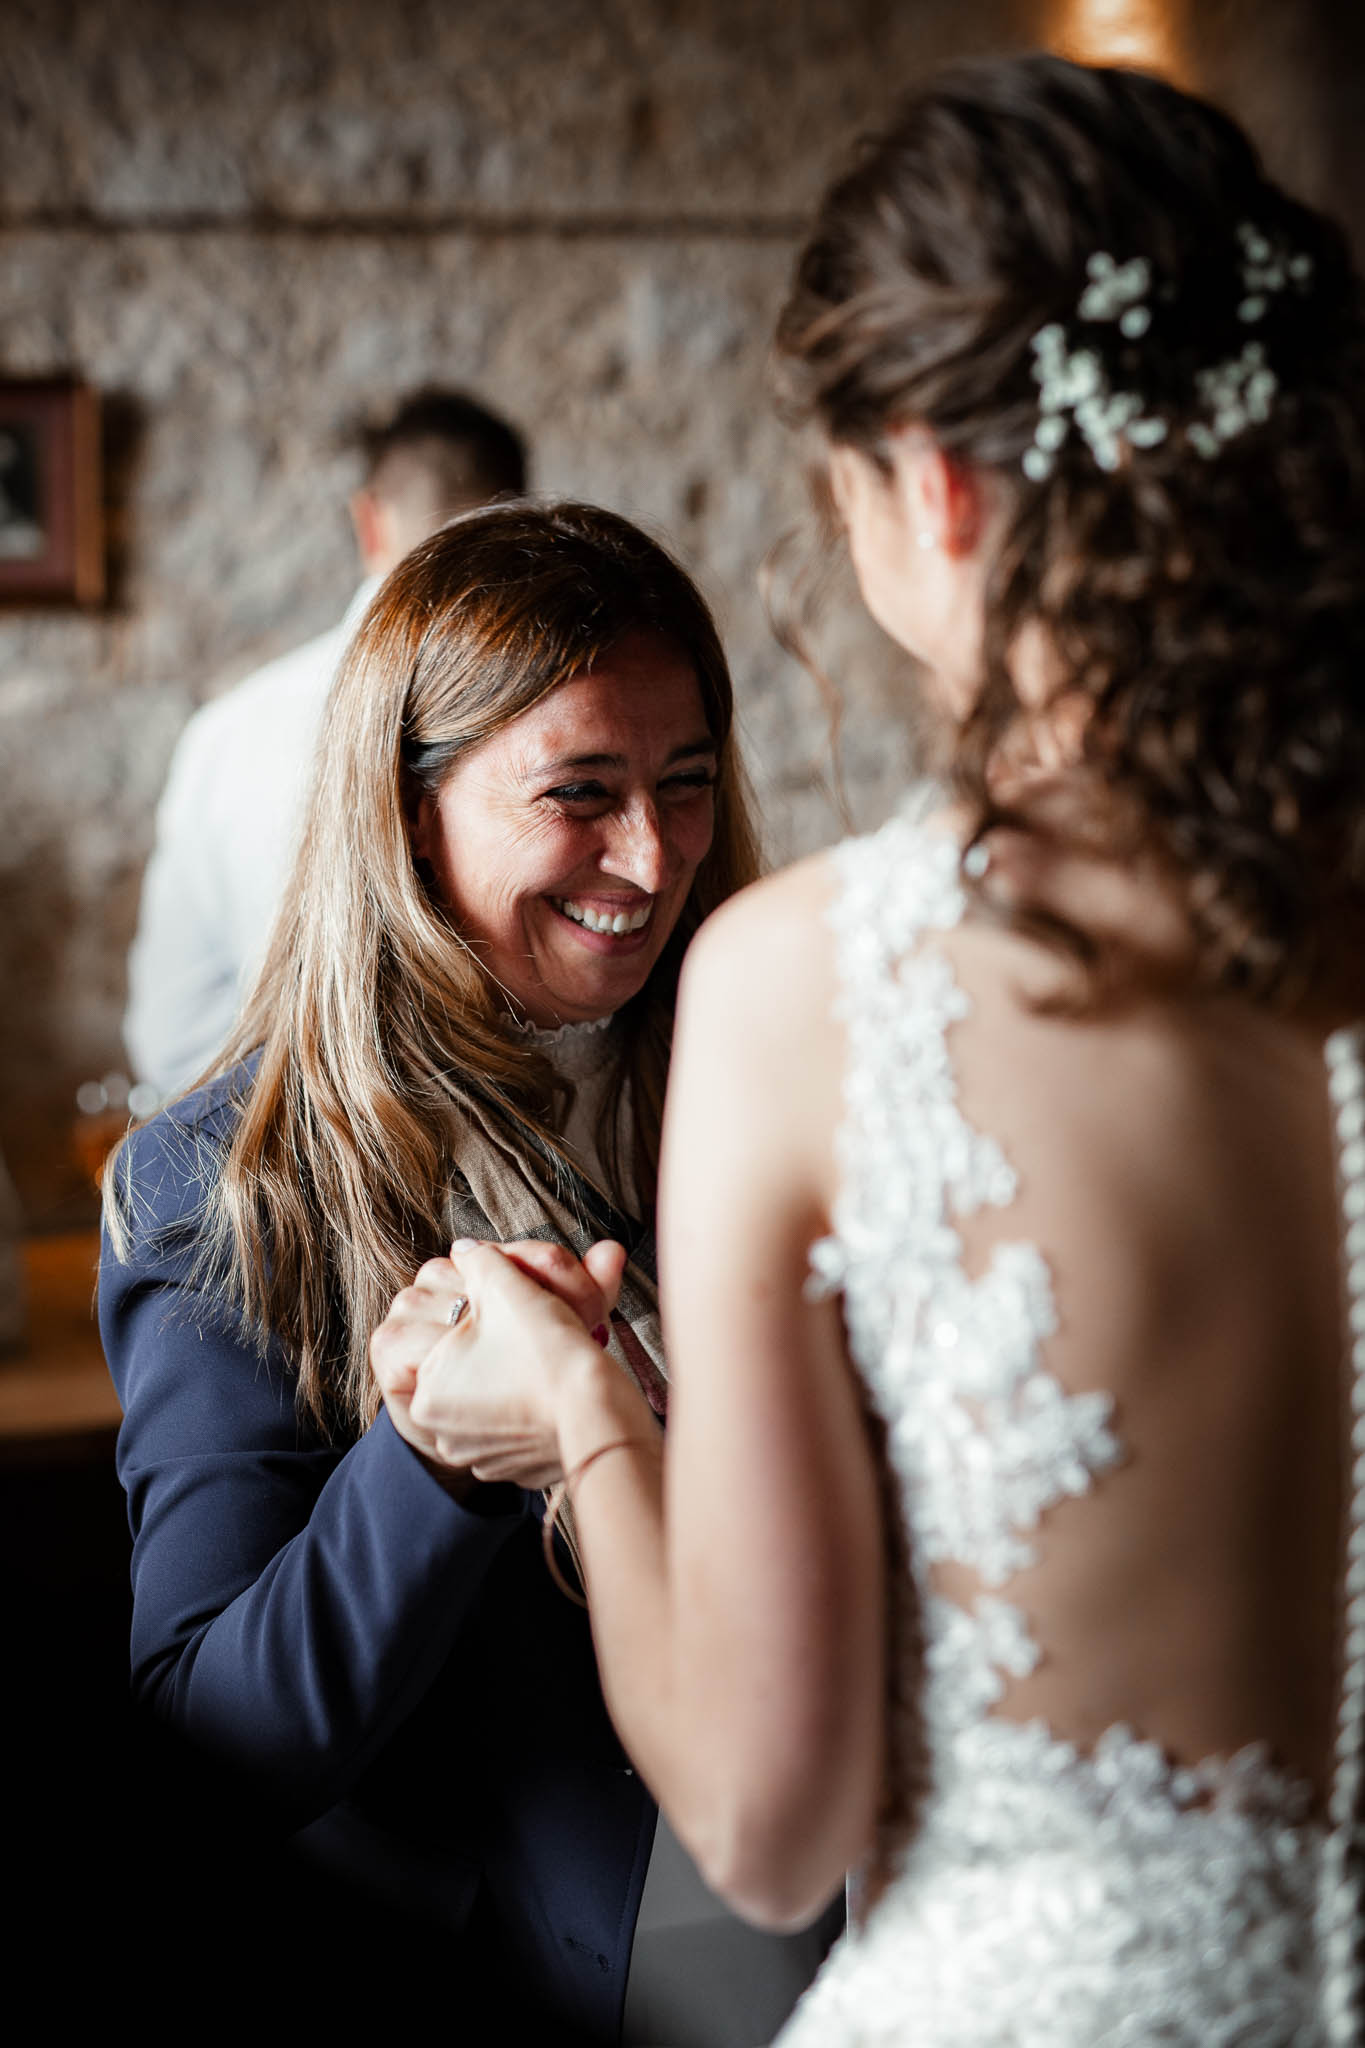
[553,1350,869,1930]
[604,872,884,1926]
[554,1362,674,1756]
[146,1414,530,1810]
[104,1233,531,1821]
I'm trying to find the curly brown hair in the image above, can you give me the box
[775,52,1365,1004]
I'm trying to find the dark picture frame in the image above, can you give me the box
[0,379,104,607]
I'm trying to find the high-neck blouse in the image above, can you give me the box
[516,1014,631,1211]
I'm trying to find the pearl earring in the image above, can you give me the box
[916,530,936,551]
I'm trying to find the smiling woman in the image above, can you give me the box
[411,632,719,1028]
[95,503,836,2042]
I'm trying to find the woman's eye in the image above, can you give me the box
[661,771,717,799]
[542,771,715,808]
[544,782,612,806]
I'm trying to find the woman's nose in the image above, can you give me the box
[604,803,674,893]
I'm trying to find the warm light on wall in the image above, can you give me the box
[1045,0,1189,82]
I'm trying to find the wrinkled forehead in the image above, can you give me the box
[503,636,717,767]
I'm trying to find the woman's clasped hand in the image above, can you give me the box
[372,1236,635,1488]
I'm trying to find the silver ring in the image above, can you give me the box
[447,1294,470,1327]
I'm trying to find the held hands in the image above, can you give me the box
[370,1237,627,1489]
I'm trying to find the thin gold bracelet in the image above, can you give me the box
[542,1435,659,1608]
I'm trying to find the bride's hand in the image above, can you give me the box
[371,1238,626,1487]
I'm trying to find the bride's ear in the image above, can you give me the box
[886,425,990,559]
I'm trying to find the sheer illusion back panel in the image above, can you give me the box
[783,810,1353,2047]
[935,914,1343,1789]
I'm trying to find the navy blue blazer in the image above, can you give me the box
[100,1069,656,2040]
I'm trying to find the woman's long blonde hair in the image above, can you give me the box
[107,501,762,1437]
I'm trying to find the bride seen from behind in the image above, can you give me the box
[374,54,1365,2040]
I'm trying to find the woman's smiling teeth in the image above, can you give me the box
[555,897,653,935]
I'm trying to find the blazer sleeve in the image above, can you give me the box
[99,1098,532,1826]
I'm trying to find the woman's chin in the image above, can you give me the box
[510,961,656,1030]
[517,906,673,1018]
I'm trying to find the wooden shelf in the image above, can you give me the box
[0,1230,119,1440]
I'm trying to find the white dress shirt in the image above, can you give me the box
[124,580,379,1096]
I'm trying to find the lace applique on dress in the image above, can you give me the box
[781,810,1344,2047]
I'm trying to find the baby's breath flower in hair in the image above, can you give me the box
[1022,223,1314,483]
[1024,254,1167,481]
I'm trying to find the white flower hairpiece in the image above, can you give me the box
[1178,223,1312,461]
[1077,252,1153,338]
[1023,253,1167,481]
[1235,221,1313,325]
[1021,223,1314,483]
[1187,339,1278,460]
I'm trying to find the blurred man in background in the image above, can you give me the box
[124,389,527,1097]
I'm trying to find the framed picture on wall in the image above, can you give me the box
[0,379,103,607]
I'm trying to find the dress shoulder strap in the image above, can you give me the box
[827,808,967,972]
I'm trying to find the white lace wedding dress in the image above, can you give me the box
[778,812,1362,2047]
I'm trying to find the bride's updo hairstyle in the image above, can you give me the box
[776,52,1365,1003]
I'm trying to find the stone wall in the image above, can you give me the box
[0,0,1358,1226]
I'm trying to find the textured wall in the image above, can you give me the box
[0,0,1359,1226]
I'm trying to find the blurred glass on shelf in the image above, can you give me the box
[72,1071,160,1193]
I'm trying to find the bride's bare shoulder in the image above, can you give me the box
[676,848,849,1069]
[689,803,960,984]
[689,845,838,963]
